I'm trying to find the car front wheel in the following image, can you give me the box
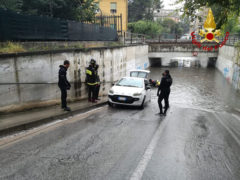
[108,101,113,107]
[140,96,146,110]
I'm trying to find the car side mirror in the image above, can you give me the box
[112,83,115,86]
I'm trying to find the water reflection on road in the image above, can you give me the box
[149,67,240,112]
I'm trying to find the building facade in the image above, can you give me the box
[190,7,209,32]
[95,0,128,33]
[153,9,180,22]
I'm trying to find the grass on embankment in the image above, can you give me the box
[0,42,26,53]
[0,41,125,54]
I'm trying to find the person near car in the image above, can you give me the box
[95,64,101,100]
[86,59,97,103]
[58,60,71,111]
[149,79,160,87]
[157,70,173,115]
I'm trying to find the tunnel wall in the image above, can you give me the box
[217,45,240,91]
[148,52,218,68]
[0,45,149,112]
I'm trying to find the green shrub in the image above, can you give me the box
[128,20,163,36]
[0,42,26,53]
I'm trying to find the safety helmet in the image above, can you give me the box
[90,59,96,65]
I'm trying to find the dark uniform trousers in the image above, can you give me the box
[60,88,67,108]
[95,85,100,99]
[158,90,170,113]
[88,85,96,101]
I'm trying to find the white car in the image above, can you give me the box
[130,69,151,86]
[130,70,150,79]
[180,34,191,40]
[108,77,151,109]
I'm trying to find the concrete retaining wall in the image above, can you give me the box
[217,45,240,91]
[0,45,149,112]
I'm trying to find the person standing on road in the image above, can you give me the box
[58,60,71,111]
[157,70,172,115]
[95,64,101,100]
[86,59,97,103]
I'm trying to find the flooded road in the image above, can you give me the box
[150,67,240,112]
[0,67,240,180]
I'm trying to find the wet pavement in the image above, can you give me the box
[0,67,240,180]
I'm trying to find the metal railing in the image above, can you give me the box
[124,32,240,46]
[0,9,118,41]
[123,32,146,44]
[85,14,123,36]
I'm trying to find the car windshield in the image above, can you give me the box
[116,78,143,88]
[130,72,148,78]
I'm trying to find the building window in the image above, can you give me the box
[95,2,100,13]
[110,2,117,14]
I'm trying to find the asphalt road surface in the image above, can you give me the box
[0,67,240,180]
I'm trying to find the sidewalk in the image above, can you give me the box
[0,97,108,136]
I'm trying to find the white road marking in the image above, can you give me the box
[130,116,169,180]
[231,113,240,122]
[214,113,240,147]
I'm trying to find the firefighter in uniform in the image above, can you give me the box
[86,59,97,103]
[95,64,101,100]
[149,79,161,87]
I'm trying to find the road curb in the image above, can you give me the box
[0,101,108,137]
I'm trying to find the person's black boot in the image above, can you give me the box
[163,108,168,116]
[64,107,71,111]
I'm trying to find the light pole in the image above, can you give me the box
[96,7,103,26]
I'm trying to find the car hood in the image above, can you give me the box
[111,86,143,96]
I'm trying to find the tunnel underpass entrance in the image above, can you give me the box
[149,58,162,67]
[208,57,217,68]
[169,57,200,67]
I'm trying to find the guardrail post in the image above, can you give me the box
[131,33,133,44]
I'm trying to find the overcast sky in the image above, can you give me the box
[162,0,183,10]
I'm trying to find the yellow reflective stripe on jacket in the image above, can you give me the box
[87,82,97,85]
[86,69,92,75]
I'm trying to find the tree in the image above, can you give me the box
[153,0,163,10]
[128,20,163,35]
[128,18,190,36]
[128,0,164,22]
[0,0,23,12]
[158,18,189,35]
[222,15,240,35]
[176,0,240,28]
[0,0,97,22]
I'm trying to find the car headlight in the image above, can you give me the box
[133,92,142,96]
[109,89,114,94]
